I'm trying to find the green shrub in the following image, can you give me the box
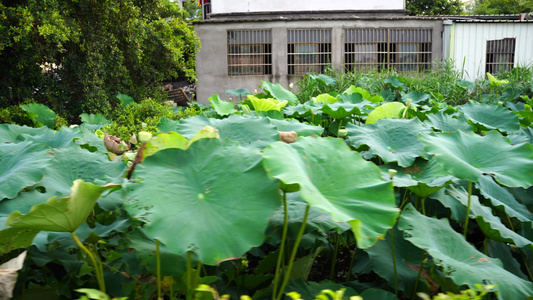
[104,98,200,142]
[0,105,34,126]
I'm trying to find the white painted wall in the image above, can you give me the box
[211,0,404,14]
[451,23,533,80]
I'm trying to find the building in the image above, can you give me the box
[193,1,533,104]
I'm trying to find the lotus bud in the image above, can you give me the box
[138,131,152,144]
[253,89,258,94]
[338,128,348,137]
[289,82,294,89]
[241,104,252,114]
[388,169,397,180]
[405,98,412,107]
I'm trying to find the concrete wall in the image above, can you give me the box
[451,23,533,81]
[194,19,443,104]
[211,0,405,14]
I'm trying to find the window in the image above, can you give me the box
[227,30,272,76]
[288,29,332,75]
[344,29,432,72]
[486,38,515,74]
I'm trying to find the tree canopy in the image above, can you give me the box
[471,0,533,14]
[0,0,200,120]
[406,0,465,15]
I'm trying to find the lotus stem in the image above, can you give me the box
[272,190,289,300]
[72,232,105,293]
[156,239,162,300]
[522,252,533,282]
[421,197,427,216]
[463,181,473,238]
[411,252,426,300]
[390,229,398,297]
[276,205,310,300]
[186,251,192,293]
[329,233,340,280]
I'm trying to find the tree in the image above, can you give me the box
[406,0,465,15]
[0,0,200,120]
[471,0,533,14]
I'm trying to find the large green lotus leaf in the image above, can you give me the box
[248,95,287,111]
[420,130,533,188]
[21,127,81,148]
[0,180,120,253]
[74,125,108,153]
[459,102,520,133]
[343,85,371,100]
[157,117,180,133]
[176,114,278,149]
[266,193,351,243]
[209,94,237,116]
[20,103,56,129]
[283,103,317,119]
[262,137,398,248]
[424,111,473,133]
[320,98,370,120]
[487,239,529,280]
[429,188,467,222]
[314,93,339,104]
[445,185,533,250]
[124,138,280,265]
[398,204,533,300]
[0,141,53,199]
[346,118,430,167]
[384,76,406,91]
[141,127,219,158]
[309,74,337,86]
[366,102,406,124]
[379,158,458,198]
[365,226,427,296]
[0,124,48,142]
[79,113,110,130]
[509,127,533,146]
[477,175,533,224]
[261,80,299,105]
[401,90,430,104]
[266,118,323,137]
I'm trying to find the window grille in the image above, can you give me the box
[486,38,515,74]
[227,30,272,76]
[288,29,332,75]
[344,29,432,72]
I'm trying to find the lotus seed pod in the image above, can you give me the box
[138,131,153,144]
[388,169,398,179]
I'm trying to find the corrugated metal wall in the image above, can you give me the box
[452,23,533,80]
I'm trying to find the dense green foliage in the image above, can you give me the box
[470,0,533,14]
[0,0,200,121]
[406,0,465,15]
[1,72,533,299]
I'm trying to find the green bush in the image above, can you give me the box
[0,105,34,127]
[104,98,200,142]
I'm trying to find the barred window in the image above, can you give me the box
[486,38,515,74]
[227,30,272,76]
[344,29,432,72]
[288,29,332,75]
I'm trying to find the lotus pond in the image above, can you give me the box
[1,74,533,300]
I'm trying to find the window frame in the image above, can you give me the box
[227,29,272,76]
[287,29,332,75]
[486,38,516,74]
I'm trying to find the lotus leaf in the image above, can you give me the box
[266,118,324,137]
[209,94,237,116]
[320,97,371,120]
[0,141,53,199]
[248,95,288,111]
[380,157,458,198]
[346,118,430,167]
[261,81,299,105]
[366,102,406,124]
[309,74,337,86]
[401,91,430,104]
[21,127,81,148]
[477,175,533,224]
[313,94,339,105]
[399,204,533,300]
[0,124,48,142]
[20,103,56,128]
[486,239,529,280]
[262,137,397,248]
[124,138,281,265]
[419,130,533,188]
[459,101,519,133]
[446,184,533,250]
[424,111,473,133]
[176,114,279,149]
[0,180,120,253]
[384,76,406,91]
[487,73,509,86]
[343,86,371,100]
[365,226,427,295]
